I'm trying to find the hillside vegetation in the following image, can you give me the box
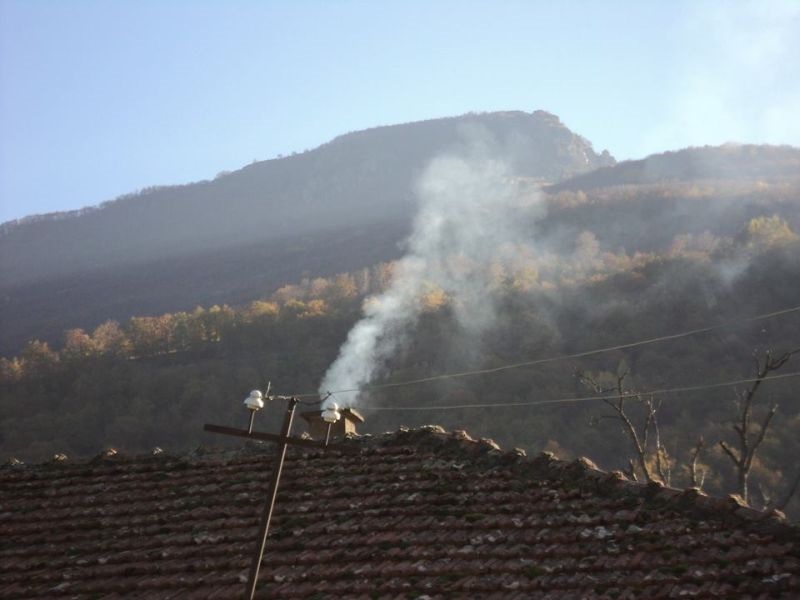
[3,174,799,516]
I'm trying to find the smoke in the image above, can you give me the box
[319,132,543,406]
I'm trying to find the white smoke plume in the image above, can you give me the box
[319,134,543,407]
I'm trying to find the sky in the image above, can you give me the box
[1,0,799,224]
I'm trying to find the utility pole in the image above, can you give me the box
[244,396,296,600]
[203,391,354,599]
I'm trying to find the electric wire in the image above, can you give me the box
[358,371,800,411]
[291,303,800,400]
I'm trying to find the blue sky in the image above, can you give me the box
[1,0,798,223]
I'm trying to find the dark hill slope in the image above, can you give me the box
[0,221,408,355]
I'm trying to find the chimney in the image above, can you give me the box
[301,408,365,440]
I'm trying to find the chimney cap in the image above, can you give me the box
[341,407,365,423]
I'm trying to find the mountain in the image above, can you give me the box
[1,110,613,286]
[0,110,613,356]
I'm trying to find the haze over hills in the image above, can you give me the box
[0,110,613,355]
[1,111,799,360]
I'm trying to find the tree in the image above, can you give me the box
[246,301,279,321]
[299,299,329,318]
[126,314,175,356]
[328,273,358,302]
[775,470,800,512]
[308,277,331,299]
[353,268,372,296]
[573,230,601,274]
[91,320,131,357]
[0,357,24,383]
[744,215,798,250]
[687,437,706,490]
[19,340,59,377]
[171,312,193,351]
[718,348,799,504]
[62,329,98,363]
[371,262,395,292]
[200,305,236,343]
[577,363,670,484]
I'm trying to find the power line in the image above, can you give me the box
[295,304,800,399]
[359,371,800,411]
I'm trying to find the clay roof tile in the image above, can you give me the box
[2,427,798,598]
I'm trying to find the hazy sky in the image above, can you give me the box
[1,0,798,223]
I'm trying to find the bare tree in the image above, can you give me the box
[688,437,706,490]
[718,349,799,505]
[776,470,800,512]
[578,366,670,484]
[755,467,800,513]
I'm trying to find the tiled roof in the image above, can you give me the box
[2,426,799,599]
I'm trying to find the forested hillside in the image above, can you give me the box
[3,172,799,517]
[0,111,613,356]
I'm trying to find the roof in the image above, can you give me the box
[2,426,799,599]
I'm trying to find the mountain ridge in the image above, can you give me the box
[547,143,800,193]
[0,110,613,288]
[0,110,610,230]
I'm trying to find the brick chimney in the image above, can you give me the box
[301,408,365,440]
